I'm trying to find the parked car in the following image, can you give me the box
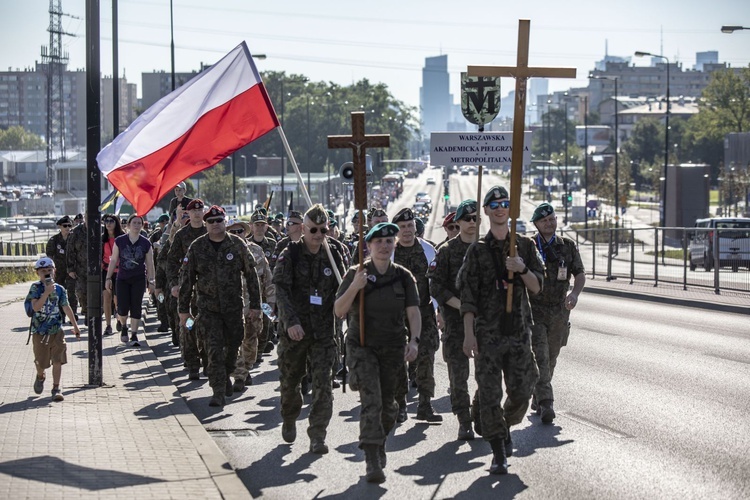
[688,217,750,272]
[515,219,527,234]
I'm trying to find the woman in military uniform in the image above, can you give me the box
[334,222,420,484]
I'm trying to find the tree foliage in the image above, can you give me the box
[0,125,45,150]
[699,66,750,133]
[201,163,232,206]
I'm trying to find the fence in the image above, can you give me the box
[565,227,750,295]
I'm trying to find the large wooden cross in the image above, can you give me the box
[468,19,576,312]
[327,111,390,346]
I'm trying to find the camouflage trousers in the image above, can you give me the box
[73,273,87,315]
[232,312,262,381]
[195,310,244,397]
[475,329,538,441]
[277,330,336,441]
[256,315,272,360]
[443,316,472,423]
[347,337,403,447]
[166,293,178,332]
[155,293,169,327]
[177,298,205,370]
[64,275,78,314]
[530,303,570,403]
[395,308,439,402]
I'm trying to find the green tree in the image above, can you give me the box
[0,125,45,150]
[201,163,232,206]
[623,117,663,167]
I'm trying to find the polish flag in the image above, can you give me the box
[97,42,279,216]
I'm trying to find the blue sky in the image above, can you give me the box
[1,0,748,109]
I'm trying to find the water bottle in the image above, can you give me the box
[261,303,277,322]
[185,318,194,330]
[157,292,165,303]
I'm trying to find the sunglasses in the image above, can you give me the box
[446,224,459,231]
[205,217,225,224]
[306,226,328,234]
[461,216,477,222]
[487,200,511,210]
[228,228,245,234]
[286,221,301,227]
[61,224,72,228]
[103,219,115,224]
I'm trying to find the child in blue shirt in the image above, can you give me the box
[24,257,80,401]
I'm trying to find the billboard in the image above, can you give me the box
[576,126,611,147]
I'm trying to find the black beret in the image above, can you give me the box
[392,208,414,224]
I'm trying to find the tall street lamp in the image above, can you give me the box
[635,51,669,229]
[279,75,308,213]
[721,25,750,33]
[589,74,619,231]
[240,154,247,215]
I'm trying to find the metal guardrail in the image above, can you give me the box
[564,227,750,295]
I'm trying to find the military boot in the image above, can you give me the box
[540,400,556,424]
[208,393,225,408]
[457,420,475,441]
[363,444,385,483]
[396,401,408,423]
[415,393,443,423]
[489,437,508,475]
[281,419,296,443]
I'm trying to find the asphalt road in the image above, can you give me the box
[142,280,750,499]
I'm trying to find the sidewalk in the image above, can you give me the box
[0,282,249,499]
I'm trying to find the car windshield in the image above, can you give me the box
[717,221,750,239]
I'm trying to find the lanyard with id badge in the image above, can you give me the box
[537,234,567,282]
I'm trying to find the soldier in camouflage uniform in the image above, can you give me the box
[428,199,479,439]
[273,204,345,454]
[458,186,544,475]
[168,198,208,378]
[65,214,88,317]
[249,210,279,356]
[179,205,261,408]
[334,222,420,483]
[528,202,585,424]
[270,210,303,271]
[46,216,77,318]
[392,207,441,423]
[351,208,387,266]
[226,218,275,392]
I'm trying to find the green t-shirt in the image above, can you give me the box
[337,260,419,347]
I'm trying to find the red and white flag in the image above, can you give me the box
[97,42,279,215]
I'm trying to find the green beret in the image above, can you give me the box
[414,217,425,236]
[455,199,477,221]
[274,212,285,221]
[483,185,509,206]
[157,213,170,223]
[531,202,555,223]
[251,210,267,223]
[365,222,399,242]
[392,208,414,223]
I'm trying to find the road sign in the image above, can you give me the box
[430,131,532,168]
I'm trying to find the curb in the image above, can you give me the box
[137,330,252,500]
[584,284,749,315]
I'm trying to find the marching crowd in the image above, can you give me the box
[24,181,585,483]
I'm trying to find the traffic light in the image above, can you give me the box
[566,192,573,203]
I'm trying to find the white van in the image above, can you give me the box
[688,217,750,271]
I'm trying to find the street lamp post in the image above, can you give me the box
[589,75,619,232]
[240,154,247,215]
[635,51,670,229]
[721,25,750,33]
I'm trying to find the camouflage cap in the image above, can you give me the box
[392,207,414,223]
[531,202,555,223]
[482,186,509,206]
[455,199,478,221]
[202,205,226,221]
[251,210,267,223]
[226,218,251,233]
[186,199,205,211]
[442,212,456,227]
[305,204,329,226]
[365,222,399,242]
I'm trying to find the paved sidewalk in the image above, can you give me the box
[0,281,249,499]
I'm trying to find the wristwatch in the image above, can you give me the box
[519,266,529,275]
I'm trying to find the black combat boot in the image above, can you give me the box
[363,444,385,483]
[540,400,556,424]
[396,401,408,423]
[489,437,508,475]
[457,420,475,441]
[415,393,443,422]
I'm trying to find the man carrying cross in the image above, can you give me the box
[462,19,576,475]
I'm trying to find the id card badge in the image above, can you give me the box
[557,266,568,281]
[310,290,323,306]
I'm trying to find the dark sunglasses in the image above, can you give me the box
[446,224,459,231]
[306,226,328,234]
[487,200,510,210]
[286,221,301,227]
[228,228,245,234]
[461,216,477,222]
[61,224,72,228]
[205,217,225,224]
[103,219,116,224]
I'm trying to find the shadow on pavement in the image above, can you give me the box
[235,444,318,497]
[512,416,573,458]
[395,440,485,485]
[317,481,388,499]
[452,472,528,499]
[133,398,192,420]
[0,455,165,490]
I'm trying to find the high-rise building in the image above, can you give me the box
[141,69,203,111]
[420,55,451,138]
